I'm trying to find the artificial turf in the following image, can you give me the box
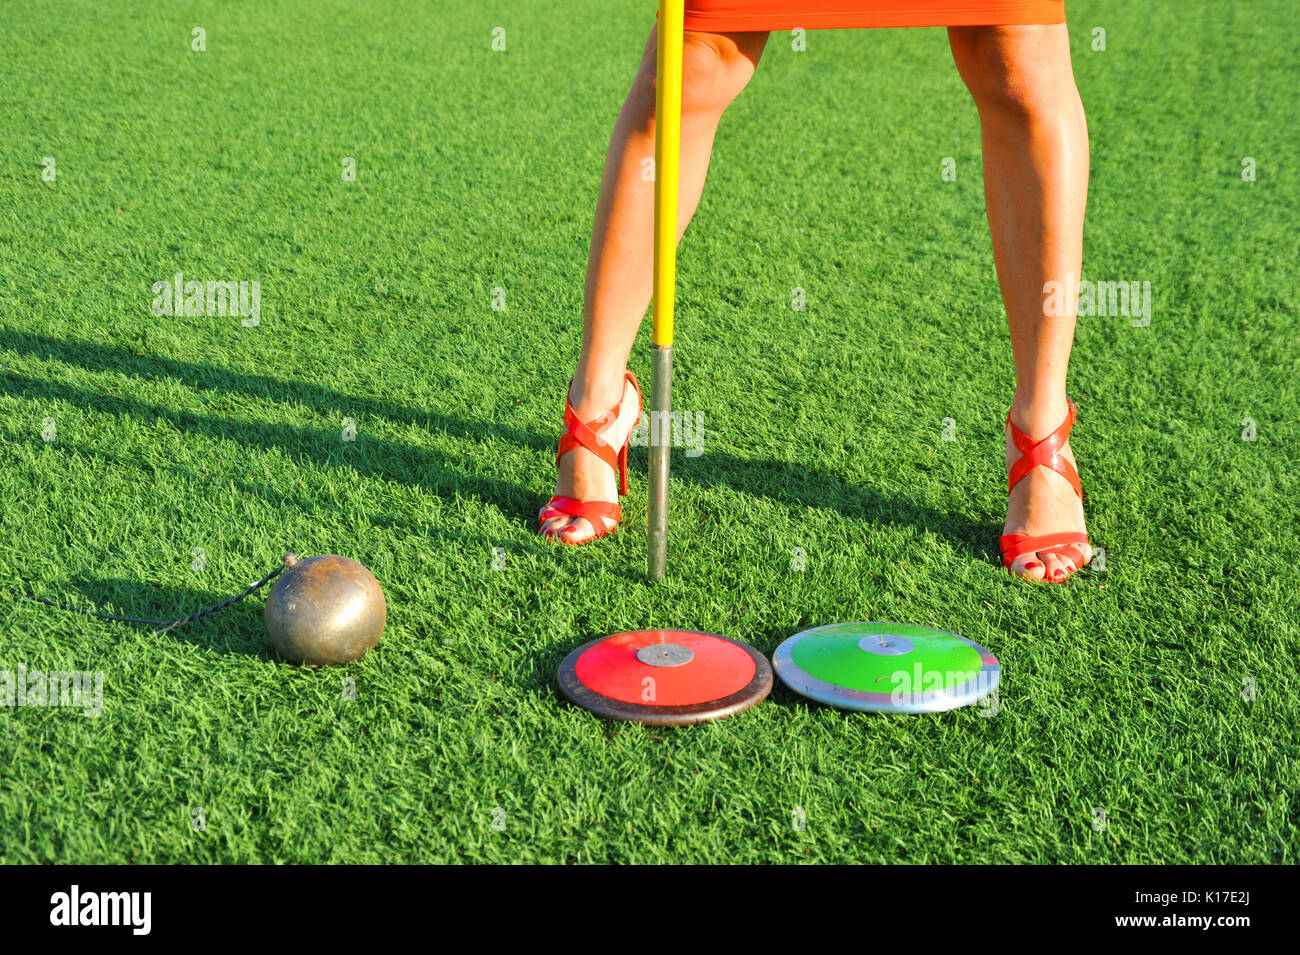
[1,0,1296,863]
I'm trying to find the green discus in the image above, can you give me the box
[772,621,1000,713]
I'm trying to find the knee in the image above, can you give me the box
[633,28,761,121]
[951,25,1075,117]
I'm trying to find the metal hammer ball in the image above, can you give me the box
[264,554,386,666]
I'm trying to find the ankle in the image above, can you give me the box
[1008,393,1071,438]
[568,367,627,421]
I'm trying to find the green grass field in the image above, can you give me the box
[1,0,1296,864]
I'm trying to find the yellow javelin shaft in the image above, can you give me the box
[652,0,684,348]
[647,0,683,580]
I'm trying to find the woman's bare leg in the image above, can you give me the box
[949,23,1092,581]
[543,26,769,541]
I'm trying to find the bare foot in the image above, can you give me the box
[539,375,641,543]
[1002,399,1092,582]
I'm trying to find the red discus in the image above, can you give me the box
[557,630,772,725]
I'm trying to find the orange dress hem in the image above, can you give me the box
[676,1,1066,31]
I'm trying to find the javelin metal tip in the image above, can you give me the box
[647,345,673,582]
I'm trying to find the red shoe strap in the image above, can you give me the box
[558,402,618,472]
[999,531,1090,567]
[541,496,621,528]
[1006,399,1082,499]
[553,373,644,491]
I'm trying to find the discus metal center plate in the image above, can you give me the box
[636,642,694,667]
[858,633,913,656]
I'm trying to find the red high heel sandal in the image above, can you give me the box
[999,398,1091,581]
[538,371,643,545]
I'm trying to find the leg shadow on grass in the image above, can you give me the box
[38,439,530,558]
[0,332,538,520]
[0,329,550,455]
[668,453,1000,562]
[2,330,998,560]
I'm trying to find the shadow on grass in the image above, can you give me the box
[0,329,996,560]
[43,438,536,558]
[671,452,1001,562]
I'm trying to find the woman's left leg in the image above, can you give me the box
[948,23,1092,581]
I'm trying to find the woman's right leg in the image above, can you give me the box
[542,25,769,542]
